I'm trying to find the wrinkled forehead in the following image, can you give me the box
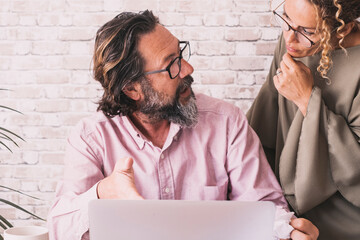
[137,24,179,68]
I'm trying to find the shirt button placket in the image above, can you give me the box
[158,152,174,199]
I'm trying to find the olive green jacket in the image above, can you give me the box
[247,34,360,240]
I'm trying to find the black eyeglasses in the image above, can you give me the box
[272,0,316,48]
[144,41,191,79]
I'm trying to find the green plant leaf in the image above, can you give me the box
[0,199,45,221]
[0,215,13,228]
[0,186,44,201]
[0,127,25,142]
[0,105,23,115]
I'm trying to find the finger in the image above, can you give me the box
[114,157,134,173]
[282,53,299,69]
[280,61,290,74]
[290,229,311,240]
[291,218,319,239]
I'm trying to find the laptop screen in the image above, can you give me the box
[89,200,275,240]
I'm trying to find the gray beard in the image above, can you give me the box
[138,76,198,128]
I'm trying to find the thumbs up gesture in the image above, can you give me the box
[97,157,144,200]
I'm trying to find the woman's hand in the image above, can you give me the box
[273,53,314,116]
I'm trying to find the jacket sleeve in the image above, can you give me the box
[246,36,284,173]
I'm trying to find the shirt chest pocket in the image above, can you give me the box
[181,182,228,200]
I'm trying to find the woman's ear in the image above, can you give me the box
[337,22,355,38]
[123,83,141,101]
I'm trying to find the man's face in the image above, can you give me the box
[136,24,198,127]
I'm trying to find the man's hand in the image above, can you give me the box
[289,218,319,240]
[97,157,143,200]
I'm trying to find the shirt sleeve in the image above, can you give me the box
[226,109,293,239]
[227,109,287,207]
[47,122,104,240]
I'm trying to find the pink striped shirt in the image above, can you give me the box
[47,94,289,240]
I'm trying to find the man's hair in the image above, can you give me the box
[93,10,159,117]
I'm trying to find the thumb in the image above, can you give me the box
[114,157,134,174]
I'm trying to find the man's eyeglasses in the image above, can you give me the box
[272,0,316,48]
[144,41,191,79]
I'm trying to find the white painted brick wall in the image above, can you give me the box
[0,0,281,228]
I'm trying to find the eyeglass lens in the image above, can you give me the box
[169,42,190,79]
[273,13,313,48]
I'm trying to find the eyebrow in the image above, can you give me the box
[283,8,316,30]
[162,40,181,64]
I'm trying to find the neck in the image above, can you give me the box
[128,112,170,148]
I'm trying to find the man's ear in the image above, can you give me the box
[123,82,141,101]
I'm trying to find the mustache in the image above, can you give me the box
[177,75,194,93]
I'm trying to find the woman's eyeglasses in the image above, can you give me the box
[272,0,316,48]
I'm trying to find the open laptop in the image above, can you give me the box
[89,200,275,240]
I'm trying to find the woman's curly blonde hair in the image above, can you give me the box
[310,0,360,82]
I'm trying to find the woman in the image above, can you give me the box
[247,0,360,239]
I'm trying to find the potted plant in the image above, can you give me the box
[0,89,45,239]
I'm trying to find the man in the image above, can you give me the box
[47,10,318,240]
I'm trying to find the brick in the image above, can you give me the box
[175,1,213,12]
[225,28,261,41]
[37,14,61,26]
[234,1,269,13]
[34,100,70,113]
[239,13,272,27]
[229,56,267,70]
[15,27,58,40]
[255,41,277,55]
[63,55,92,70]
[188,56,212,70]
[211,56,230,70]
[225,85,262,99]
[182,27,224,41]
[72,13,114,27]
[71,70,93,84]
[22,151,39,165]
[11,0,49,12]
[184,14,202,26]
[65,0,103,12]
[236,71,256,85]
[159,13,185,26]
[39,152,65,165]
[122,0,158,11]
[58,27,96,41]
[203,14,239,27]
[195,41,235,56]
[214,0,236,12]
[19,14,37,26]
[199,71,236,84]
[235,42,256,56]
[32,41,69,55]
[104,0,125,11]
[68,41,92,55]
[36,71,70,84]
[0,13,19,26]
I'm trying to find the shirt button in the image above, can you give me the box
[173,136,178,141]
[164,187,170,193]
[160,154,165,159]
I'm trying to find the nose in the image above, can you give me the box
[179,58,194,79]
[284,27,298,44]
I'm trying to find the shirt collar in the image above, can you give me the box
[121,115,182,150]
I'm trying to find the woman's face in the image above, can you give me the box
[282,0,322,58]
